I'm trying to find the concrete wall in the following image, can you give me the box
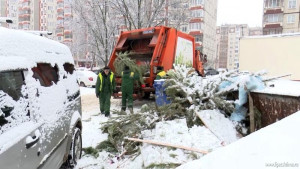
[239,34,300,80]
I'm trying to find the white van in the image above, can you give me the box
[0,27,82,168]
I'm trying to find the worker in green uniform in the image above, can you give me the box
[156,66,166,80]
[121,66,138,114]
[95,66,116,117]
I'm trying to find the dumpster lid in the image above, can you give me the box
[252,79,300,97]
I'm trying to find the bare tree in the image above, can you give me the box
[110,0,167,30]
[73,0,119,66]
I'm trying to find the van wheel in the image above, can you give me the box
[79,82,86,87]
[70,128,82,166]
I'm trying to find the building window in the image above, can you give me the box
[189,23,202,30]
[191,9,203,18]
[287,14,295,23]
[288,0,296,8]
[190,0,203,6]
[194,35,203,42]
[267,0,280,8]
[267,14,280,23]
[181,26,187,32]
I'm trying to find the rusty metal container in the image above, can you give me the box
[251,89,300,129]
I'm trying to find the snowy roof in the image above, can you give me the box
[0,27,73,71]
[252,79,300,97]
[177,111,300,169]
[242,32,300,39]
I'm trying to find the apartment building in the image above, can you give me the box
[249,27,263,36]
[56,0,72,45]
[263,0,300,34]
[6,0,18,29]
[216,24,251,70]
[177,0,218,66]
[0,0,6,26]
[40,0,57,40]
[18,0,39,30]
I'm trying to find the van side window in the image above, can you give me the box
[32,63,59,87]
[0,71,24,101]
[0,71,25,128]
[63,63,75,74]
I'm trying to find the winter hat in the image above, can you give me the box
[104,66,110,70]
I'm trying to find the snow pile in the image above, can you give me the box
[139,119,221,168]
[177,111,300,169]
[196,110,239,145]
[253,79,300,97]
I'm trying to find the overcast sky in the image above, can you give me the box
[217,0,264,27]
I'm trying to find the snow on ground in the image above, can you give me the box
[196,110,239,145]
[177,111,300,169]
[76,87,155,169]
[79,87,112,148]
[76,87,236,169]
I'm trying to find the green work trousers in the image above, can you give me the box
[99,91,111,115]
[122,90,133,111]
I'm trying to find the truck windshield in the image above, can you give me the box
[0,71,24,101]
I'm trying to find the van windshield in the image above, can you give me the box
[0,71,24,101]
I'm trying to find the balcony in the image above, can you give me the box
[64,29,72,34]
[195,42,202,48]
[189,30,202,36]
[190,18,203,23]
[263,26,283,35]
[56,28,63,36]
[56,24,63,29]
[19,13,30,18]
[190,5,204,10]
[57,15,64,20]
[264,22,282,27]
[21,6,30,11]
[63,39,72,43]
[264,8,283,14]
[21,0,30,4]
[20,21,30,25]
[64,13,72,17]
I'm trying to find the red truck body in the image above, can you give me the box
[108,26,205,96]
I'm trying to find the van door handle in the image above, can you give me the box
[26,130,41,149]
[26,135,40,149]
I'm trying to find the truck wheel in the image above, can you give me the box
[143,92,150,99]
[70,128,82,165]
